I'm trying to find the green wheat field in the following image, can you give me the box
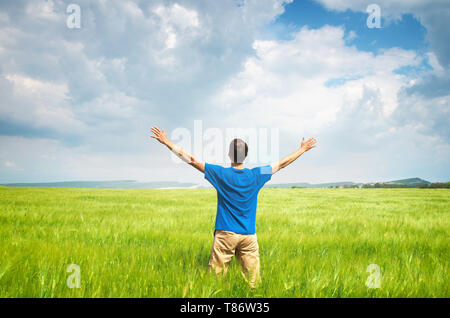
[0,187,448,298]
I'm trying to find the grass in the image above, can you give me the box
[0,187,448,297]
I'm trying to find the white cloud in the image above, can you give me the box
[213,25,419,133]
[154,3,200,29]
[426,52,445,76]
[206,24,449,182]
[314,0,450,68]
[152,3,201,51]
[0,0,294,181]
[345,30,357,42]
[25,0,61,21]
[1,73,84,133]
[0,135,196,183]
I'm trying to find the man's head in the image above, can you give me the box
[228,138,248,164]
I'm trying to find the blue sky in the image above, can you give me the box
[274,0,428,52]
[0,0,449,185]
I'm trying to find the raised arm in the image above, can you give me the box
[150,126,205,173]
[271,137,317,175]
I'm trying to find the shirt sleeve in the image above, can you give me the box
[256,164,272,188]
[204,163,223,189]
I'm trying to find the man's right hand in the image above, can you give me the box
[300,137,317,153]
[271,137,318,175]
[150,126,170,146]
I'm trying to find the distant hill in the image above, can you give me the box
[383,178,431,186]
[266,178,432,188]
[0,180,198,189]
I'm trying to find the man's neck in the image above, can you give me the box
[231,162,245,169]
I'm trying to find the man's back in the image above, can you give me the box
[151,125,317,288]
[204,163,272,235]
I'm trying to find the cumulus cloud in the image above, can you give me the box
[0,0,294,182]
[314,0,450,97]
[209,24,449,182]
[213,25,420,132]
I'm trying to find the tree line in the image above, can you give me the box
[290,182,450,189]
[361,182,450,188]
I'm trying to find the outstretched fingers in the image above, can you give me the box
[303,137,317,150]
[150,127,163,143]
[150,126,169,145]
[151,127,160,136]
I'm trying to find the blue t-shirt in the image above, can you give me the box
[204,163,272,235]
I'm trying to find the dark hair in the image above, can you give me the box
[228,138,248,163]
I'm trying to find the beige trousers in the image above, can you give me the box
[208,229,261,288]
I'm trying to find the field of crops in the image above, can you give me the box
[0,187,448,297]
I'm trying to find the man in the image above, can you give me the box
[150,126,317,288]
